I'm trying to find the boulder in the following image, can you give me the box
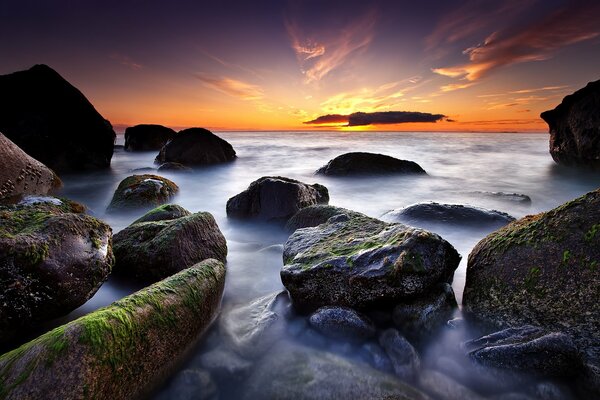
[0,197,113,342]
[155,128,236,166]
[0,64,115,172]
[0,133,62,202]
[471,191,532,204]
[463,189,600,358]
[360,342,393,373]
[540,80,600,167]
[308,306,376,342]
[316,152,426,176]
[132,204,191,224]
[282,211,460,313]
[382,202,515,229]
[285,204,362,232]
[378,328,420,381]
[242,342,430,400]
[124,124,175,151]
[113,209,227,282]
[226,176,329,221]
[0,259,225,400]
[107,174,178,212]
[157,162,192,172]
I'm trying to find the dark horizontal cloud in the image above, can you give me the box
[304,111,448,126]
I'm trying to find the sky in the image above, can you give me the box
[1,0,600,132]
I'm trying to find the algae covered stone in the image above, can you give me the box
[0,259,225,400]
[132,204,191,224]
[113,208,227,282]
[107,174,178,212]
[285,204,362,232]
[0,197,113,343]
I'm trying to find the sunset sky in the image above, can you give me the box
[1,0,600,132]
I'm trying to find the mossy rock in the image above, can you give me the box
[107,174,178,212]
[463,188,600,359]
[113,211,227,283]
[281,211,460,313]
[285,204,363,232]
[0,197,113,343]
[132,204,191,224]
[0,259,226,400]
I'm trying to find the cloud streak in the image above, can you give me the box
[110,53,143,70]
[195,74,263,100]
[304,111,448,127]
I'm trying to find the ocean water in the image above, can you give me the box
[49,131,600,398]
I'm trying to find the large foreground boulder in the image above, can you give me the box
[316,152,426,176]
[0,64,116,172]
[226,176,329,221]
[0,197,113,342]
[463,189,600,357]
[124,124,176,151]
[0,133,62,202]
[282,211,460,313]
[541,80,600,167]
[113,206,227,282]
[0,259,225,400]
[107,174,178,212]
[155,128,236,166]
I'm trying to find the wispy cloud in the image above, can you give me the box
[110,53,143,70]
[195,74,264,100]
[439,82,476,92]
[304,111,448,127]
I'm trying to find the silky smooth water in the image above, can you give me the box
[51,131,600,398]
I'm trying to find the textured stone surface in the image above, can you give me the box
[155,127,236,166]
[107,174,178,212]
[316,152,426,176]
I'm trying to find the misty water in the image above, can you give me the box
[51,131,600,398]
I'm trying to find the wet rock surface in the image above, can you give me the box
[285,204,362,232]
[155,127,236,166]
[379,328,420,381]
[107,174,179,212]
[308,306,376,342]
[316,152,426,176]
[124,124,176,151]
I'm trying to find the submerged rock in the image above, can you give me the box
[309,306,376,342]
[226,176,329,222]
[0,198,113,342]
[378,328,420,381]
[0,64,115,172]
[360,342,393,373]
[124,124,176,151]
[157,369,218,400]
[540,80,600,167]
[198,347,253,382]
[155,127,236,166]
[0,259,226,400]
[316,152,426,176]
[132,203,191,224]
[463,188,600,358]
[107,174,178,212]
[242,342,430,400]
[113,208,227,282]
[419,369,485,400]
[471,191,532,204]
[157,162,193,172]
[0,132,62,202]
[282,211,460,313]
[285,204,362,232]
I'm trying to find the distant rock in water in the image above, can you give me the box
[124,124,176,151]
[0,64,116,172]
[107,174,178,212]
[471,191,532,204]
[382,202,515,229]
[463,188,600,360]
[226,176,329,222]
[155,127,236,166]
[0,197,113,343]
[541,80,600,167]
[316,152,426,176]
[0,132,62,202]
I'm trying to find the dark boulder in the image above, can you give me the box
[227,176,329,222]
[124,124,175,151]
[0,64,115,172]
[308,306,376,342]
[285,204,362,232]
[107,174,178,212]
[378,328,420,381]
[155,128,236,166]
[282,211,460,313]
[0,197,113,342]
[463,189,600,358]
[541,80,600,167]
[316,152,426,176]
[113,209,227,282]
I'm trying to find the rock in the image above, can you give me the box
[198,347,253,382]
[124,124,176,151]
[0,133,62,202]
[0,259,226,400]
[308,306,376,343]
[155,127,236,166]
[0,64,116,172]
[382,202,515,229]
[378,328,420,381]
[463,189,600,357]
[132,204,191,224]
[471,191,532,204]
[576,362,600,399]
[393,283,457,339]
[285,204,362,232]
[242,342,430,400]
[419,369,485,400]
[463,326,583,378]
[360,342,393,373]
[540,80,600,167]
[157,162,193,172]
[316,152,426,176]
[106,174,178,212]
[0,198,113,342]
[113,210,227,282]
[159,369,217,400]
[226,176,329,221]
[281,211,460,313]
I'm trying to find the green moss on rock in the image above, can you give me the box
[107,174,178,212]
